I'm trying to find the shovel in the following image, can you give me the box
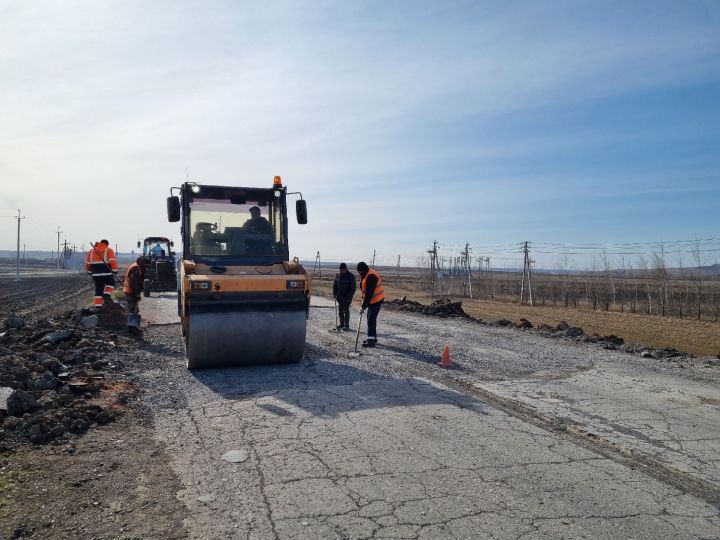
[348,309,365,358]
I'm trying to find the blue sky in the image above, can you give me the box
[1,1,719,268]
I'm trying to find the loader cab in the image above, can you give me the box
[174,183,293,265]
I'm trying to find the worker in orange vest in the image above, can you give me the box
[85,240,119,306]
[123,256,150,332]
[357,261,385,347]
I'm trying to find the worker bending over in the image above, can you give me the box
[124,256,150,333]
[357,261,384,347]
[85,240,119,306]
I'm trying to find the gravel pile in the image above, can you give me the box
[0,303,135,447]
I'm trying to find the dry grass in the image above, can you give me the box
[312,278,720,358]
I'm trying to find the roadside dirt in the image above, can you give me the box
[0,413,186,539]
[0,274,188,539]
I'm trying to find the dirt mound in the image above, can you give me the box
[0,302,135,448]
[538,320,585,338]
[385,297,470,318]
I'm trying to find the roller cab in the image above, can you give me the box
[168,178,310,368]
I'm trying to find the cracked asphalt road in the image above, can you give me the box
[137,293,720,538]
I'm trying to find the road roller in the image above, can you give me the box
[167,176,310,368]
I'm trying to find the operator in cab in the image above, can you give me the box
[243,206,274,255]
[242,206,273,235]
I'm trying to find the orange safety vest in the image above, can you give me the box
[85,243,119,276]
[361,268,385,305]
[123,262,143,295]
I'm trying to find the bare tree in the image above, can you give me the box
[557,246,572,308]
[601,249,615,311]
[590,254,600,310]
[638,255,652,315]
[652,244,669,317]
[690,237,704,320]
[619,256,627,313]
[627,260,638,313]
[674,251,685,318]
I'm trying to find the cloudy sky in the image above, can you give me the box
[1,1,719,267]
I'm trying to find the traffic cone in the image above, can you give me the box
[439,344,452,368]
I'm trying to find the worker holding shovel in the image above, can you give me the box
[356,261,384,347]
[332,263,356,331]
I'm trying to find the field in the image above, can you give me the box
[313,270,720,358]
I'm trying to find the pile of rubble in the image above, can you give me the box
[385,297,470,318]
[0,302,134,447]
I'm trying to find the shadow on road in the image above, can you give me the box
[188,344,488,418]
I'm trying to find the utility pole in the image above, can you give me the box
[520,241,534,306]
[15,210,25,280]
[372,249,376,266]
[396,255,400,278]
[62,240,69,269]
[488,257,493,299]
[56,226,62,269]
[312,251,321,278]
[23,244,26,263]
[427,241,438,297]
[460,242,473,298]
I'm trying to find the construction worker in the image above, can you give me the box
[85,240,119,306]
[123,256,150,332]
[332,262,356,331]
[356,261,384,347]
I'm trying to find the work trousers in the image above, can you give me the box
[126,294,140,315]
[337,300,351,329]
[92,275,115,305]
[366,300,383,341]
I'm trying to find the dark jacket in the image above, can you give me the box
[333,271,356,304]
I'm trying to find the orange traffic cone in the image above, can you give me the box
[439,344,452,368]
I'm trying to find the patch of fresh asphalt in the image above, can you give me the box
[136,294,720,538]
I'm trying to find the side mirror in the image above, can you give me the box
[167,196,181,222]
[136,241,141,249]
[296,199,308,225]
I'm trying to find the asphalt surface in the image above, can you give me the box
[133,292,720,538]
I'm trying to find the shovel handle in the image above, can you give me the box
[353,309,365,353]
